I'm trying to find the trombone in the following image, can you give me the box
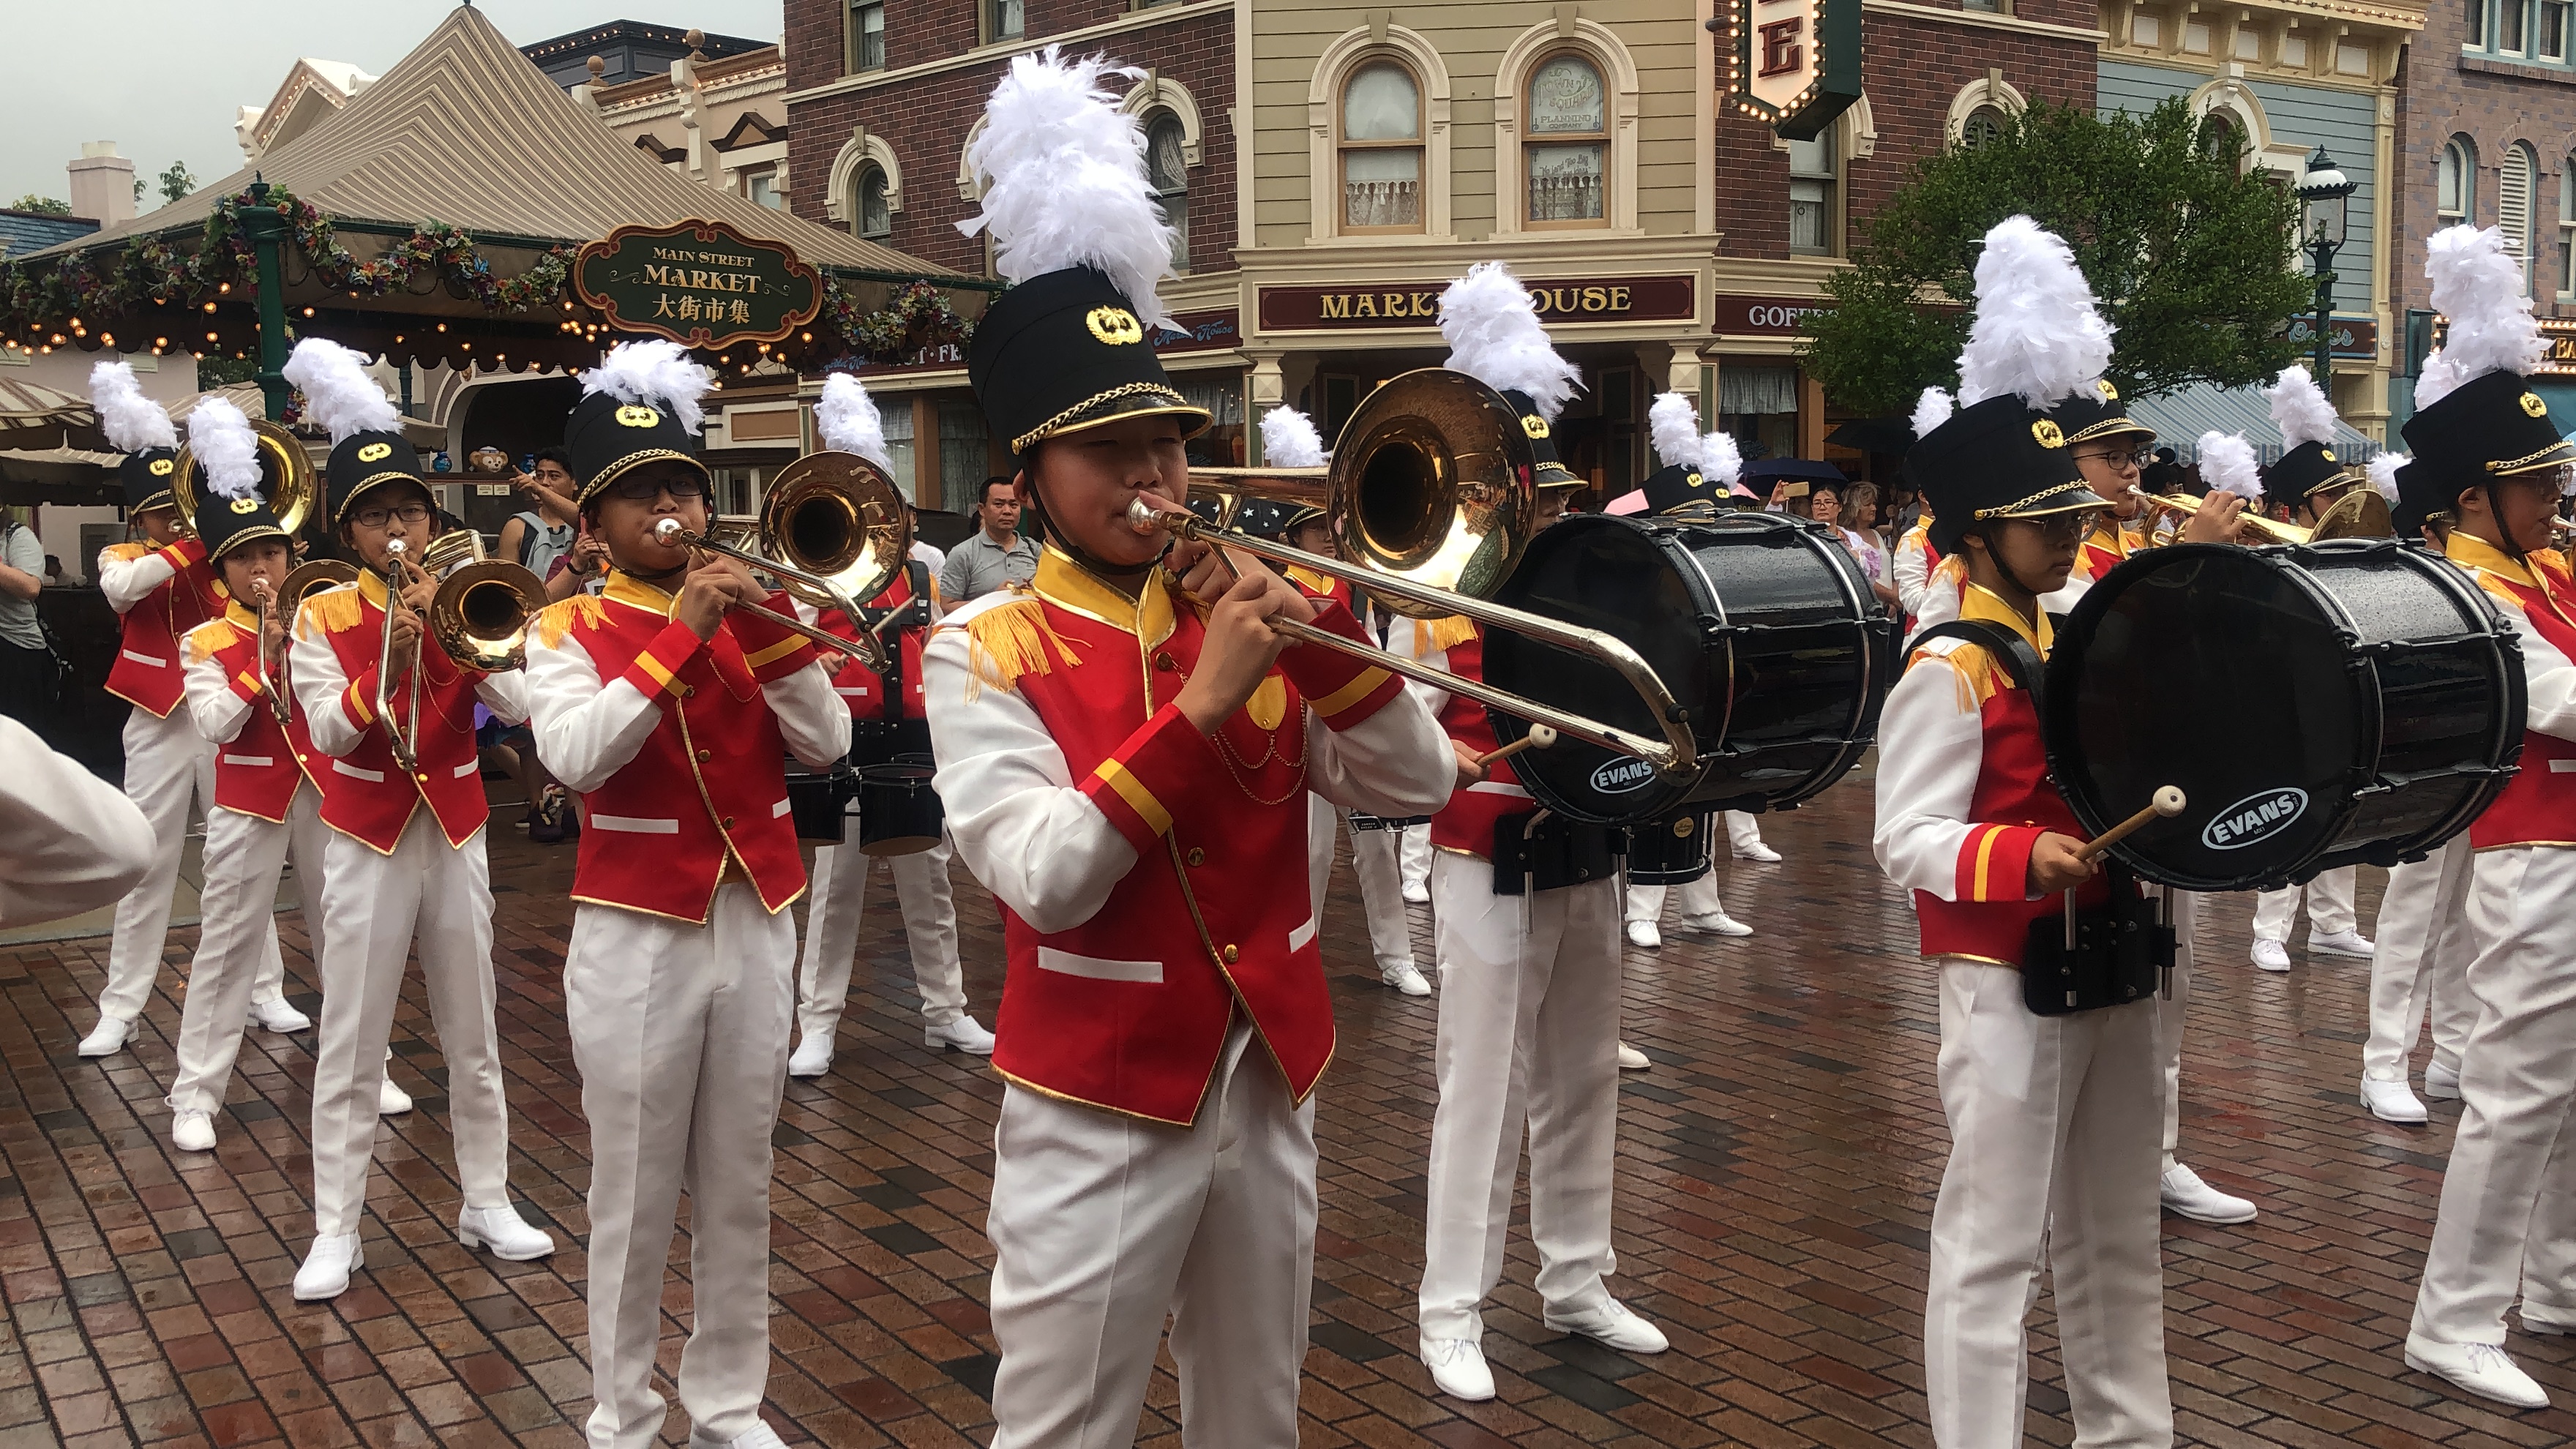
[648,452,910,673]
[375,533,548,772]
[2128,482,2393,544]
[258,558,361,724]
[375,540,419,774]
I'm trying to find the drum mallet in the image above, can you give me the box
[1473,723,1559,771]
[2075,786,2188,862]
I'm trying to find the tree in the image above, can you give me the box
[1799,97,2309,418]
[7,196,71,217]
[157,162,194,206]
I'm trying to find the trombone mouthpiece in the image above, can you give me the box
[385,539,406,557]
[1125,498,1165,535]
[654,518,684,542]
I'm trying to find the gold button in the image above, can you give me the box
[1186,847,1205,866]
[415,773,428,782]
[1221,944,1239,965]
[1155,652,1177,671]
[697,749,712,761]
[722,815,736,829]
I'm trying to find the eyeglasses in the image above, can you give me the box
[2026,510,2102,543]
[352,502,431,529]
[608,474,710,503]
[2075,449,2153,469]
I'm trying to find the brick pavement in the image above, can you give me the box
[1,780,2569,1447]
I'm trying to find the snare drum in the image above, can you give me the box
[784,760,858,844]
[2045,540,2524,891]
[1347,814,1430,832]
[1484,512,1898,825]
[1625,810,1715,886]
[857,753,945,856]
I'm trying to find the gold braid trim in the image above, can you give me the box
[296,585,362,641]
[1972,484,2096,519]
[2486,441,2576,473]
[534,594,609,651]
[1011,383,1190,454]
[963,595,1083,697]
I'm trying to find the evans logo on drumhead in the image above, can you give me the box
[2201,787,2310,850]
[1588,757,1659,795]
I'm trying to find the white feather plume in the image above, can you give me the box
[1954,216,2116,410]
[2414,224,2549,408]
[89,361,175,454]
[1648,393,1703,471]
[187,397,261,504]
[2198,431,2264,502]
[2265,364,2340,450]
[1911,386,1955,443]
[2367,451,2408,502]
[1439,261,1583,421]
[281,338,397,443]
[1260,407,1328,469]
[580,340,711,436]
[815,372,891,471]
[960,47,1176,325]
[1701,430,1744,490]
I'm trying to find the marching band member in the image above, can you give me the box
[0,711,153,928]
[2395,225,2576,1410]
[1903,387,2094,640]
[79,362,307,1057]
[162,402,334,1154]
[281,339,550,1300]
[928,51,1449,1447]
[1873,217,2172,1447]
[2048,378,2154,581]
[790,373,991,1077]
[525,340,850,1449]
[1413,261,1667,1402]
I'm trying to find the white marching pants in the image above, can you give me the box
[795,836,965,1041]
[1400,823,1431,896]
[1314,798,1418,976]
[1420,855,1622,1339]
[1625,873,1730,929]
[986,1021,1317,1449]
[308,817,512,1238]
[1724,809,1766,855]
[99,707,287,1021]
[166,793,329,1117]
[2364,839,2476,1082]
[2250,866,2356,941]
[2411,847,2576,1344]
[2155,890,2199,1172]
[568,886,795,1449]
[1927,963,2171,1449]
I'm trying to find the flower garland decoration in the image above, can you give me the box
[825,279,973,364]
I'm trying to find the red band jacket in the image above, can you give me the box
[97,536,222,717]
[2449,532,2576,850]
[180,600,318,822]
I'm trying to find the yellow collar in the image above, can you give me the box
[1030,545,1175,645]
[225,598,259,631]
[358,569,390,608]
[1961,582,2053,659]
[2086,521,2129,558]
[2446,531,2540,588]
[1284,564,1337,597]
[604,569,680,616]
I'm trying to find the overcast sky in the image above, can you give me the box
[3,1,783,211]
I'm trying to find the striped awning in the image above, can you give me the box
[0,377,92,427]
[2127,383,2381,466]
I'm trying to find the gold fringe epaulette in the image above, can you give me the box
[181,617,239,668]
[963,595,1082,697]
[1421,613,1478,655]
[1908,639,2008,713]
[100,542,150,564]
[296,585,362,641]
[534,594,609,651]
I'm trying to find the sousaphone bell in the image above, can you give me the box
[171,415,317,538]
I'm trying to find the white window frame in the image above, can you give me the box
[1491,18,1641,236]
[825,130,905,230]
[1307,24,1454,244]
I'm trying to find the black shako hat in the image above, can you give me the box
[1232,498,1295,538]
[121,449,181,514]
[1911,395,2112,556]
[324,432,427,525]
[564,392,710,506]
[1498,389,1584,490]
[197,496,289,559]
[968,266,1211,457]
[2041,378,2154,449]
[2261,439,2360,514]
[1639,463,1717,515]
[2396,369,2576,537]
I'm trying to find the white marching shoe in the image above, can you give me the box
[171,1111,216,1153]
[2310,928,2375,957]
[787,1033,834,1079]
[378,1077,412,1115]
[77,1014,132,1058]
[2160,1164,2257,1224]
[928,1014,997,1055]
[1679,913,1755,939]
[2522,1303,2576,1336]
[2250,938,2291,973]
[457,1204,556,1261]
[2425,1060,2463,1100]
[2405,1336,2548,1409]
[1401,881,1431,905]
[1544,1298,1670,1355]
[1617,1042,1651,1071]
[1420,1336,1495,1401]
[1625,919,1662,949]
[691,1423,789,1449]
[2360,1074,2429,1124]
[293,1233,363,1301]
[1381,962,1432,997]
[248,997,310,1033]
[1732,842,1783,863]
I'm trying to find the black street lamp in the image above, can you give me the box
[2296,146,2356,393]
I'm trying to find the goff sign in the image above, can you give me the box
[1714,0,1861,142]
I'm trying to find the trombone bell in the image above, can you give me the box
[756,452,913,612]
[1328,370,1540,618]
[2305,484,2395,541]
[430,560,549,673]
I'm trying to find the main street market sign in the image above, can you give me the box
[1716,0,1861,142]
[573,219,824,349]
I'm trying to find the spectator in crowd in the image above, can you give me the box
[544,531,610,602]
[499,449,581,582]
[1834,482,1902,610]
[938,475,1040,601]
[42,555,64,585]
[0,514,50,730]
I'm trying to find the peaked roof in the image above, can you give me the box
[34,4,952,280]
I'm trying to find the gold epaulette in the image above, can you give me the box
[296,585,363,641]
[100,542,150,564]
[962,594,1082,697]
[1420,614,1478,655]
[534,594,608,651]
[181,617,239,668]
[2476,572,2534,615]
[1907,639,2008,713]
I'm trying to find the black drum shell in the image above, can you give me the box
[1626,810,1715,885]
[858,753,944,857]
[2043,540,2524,891]
[784,761,858,844]
[1484,512,1896,825]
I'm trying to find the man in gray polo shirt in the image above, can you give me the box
[0,516,51,730]
[938,476,1039,602]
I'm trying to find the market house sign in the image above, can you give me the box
[573,219,823,348]
[1259,275,1695,332]
[1715,0,1861,142]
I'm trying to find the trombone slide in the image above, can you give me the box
[651,518,891,674]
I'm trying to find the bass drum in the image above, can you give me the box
[1484,512,1897,825]
[1625,810,1714,886]
[2045,540,2524,891]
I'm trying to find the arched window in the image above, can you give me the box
[1146,111,1190,270]
[2196,110,2241,165]
[2503,143,2537,293]
[2439,140,2474,224]
[852,165,891,240]
[1959,105,2010,151]
[1340,62,1424,232]
[1524,53,1607,225]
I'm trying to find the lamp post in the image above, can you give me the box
[237,177,291,422]
[2296,146,2356,394]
